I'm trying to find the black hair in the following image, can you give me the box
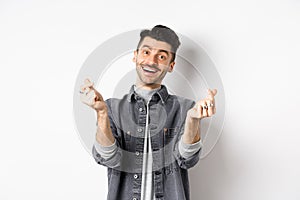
[136,25,181,62]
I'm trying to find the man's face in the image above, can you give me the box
[133,36,175,88]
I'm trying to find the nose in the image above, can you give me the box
[145,54,158,65]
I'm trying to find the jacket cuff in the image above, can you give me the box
[178,136,203,159]
[94,139,117,160]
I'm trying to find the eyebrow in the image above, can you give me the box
[140,45,170,55]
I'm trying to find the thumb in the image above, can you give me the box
[207,89,217,97]
[212,89,217,96]
[84,78,94,87]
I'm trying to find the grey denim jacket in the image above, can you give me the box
[92,85,201,200]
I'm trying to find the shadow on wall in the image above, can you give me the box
[175,37,230,199]
[190,130,227,200]
[189,127,236,200]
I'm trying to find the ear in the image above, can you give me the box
[132,50,138,63]
[168,62,175,72]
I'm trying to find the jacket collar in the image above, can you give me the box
[127,84,169,104]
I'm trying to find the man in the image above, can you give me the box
[80,25,217,200]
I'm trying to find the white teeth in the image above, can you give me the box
[143,67,157,73]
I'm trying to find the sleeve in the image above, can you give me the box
[92,99,122,168]
[172,99,202,169]
[178,137,203,159]
[94,139,117,160]
[173,126,202,169]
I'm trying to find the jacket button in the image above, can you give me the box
[137,128,143,132]
[135,151,140,156]
[133,174,138,179]
[133,198,137,200]
[139,107,143,112]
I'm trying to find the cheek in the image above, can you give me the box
[136,56,145,64]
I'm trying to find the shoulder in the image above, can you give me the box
[105,85,134,106]
[167,94,195,109]
[105,94,130,111]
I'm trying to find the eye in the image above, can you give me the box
[158,55,166,60]
[143,50,149,55]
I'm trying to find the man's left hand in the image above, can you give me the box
[187,89,217,119]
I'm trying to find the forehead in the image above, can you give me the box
[139,36,172,53]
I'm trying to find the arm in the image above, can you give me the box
[182,89,217,144]
[95,111,115,146]
[173,89,217,168]
[80,79,121,168]
[80,78,115,146]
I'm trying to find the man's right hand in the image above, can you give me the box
[79,78,107,113]
[80,78,115,146]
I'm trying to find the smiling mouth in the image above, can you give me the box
[142,65,159,73]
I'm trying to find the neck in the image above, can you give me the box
[135,82,161,90]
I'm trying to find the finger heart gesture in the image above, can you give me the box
[188,89,217,119]
[79,78,107,112]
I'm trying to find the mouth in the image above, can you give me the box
[141,65,159,74]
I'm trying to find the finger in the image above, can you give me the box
[80,84,91,92]
[80,84,95,94]
[84,78,94,86]
[212,89,217,96]
[207,89,214,100]
[81,90,96,106]
[206,99,214,116]
[199,102,204,118]
[213,102,216,114]
[210,89,217,113]
[80,93,91,105]
[207,89,217,100]
[196,101,202,118]
[194,101,201,110]
[79,84,85,93]
[91,88,104,102]
[201,102,208,117]
[84,87,91,95]
[80,78,94,91]
[207,88,217,96]
[88,91,96,104]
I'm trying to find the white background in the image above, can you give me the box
[1,0,300,199]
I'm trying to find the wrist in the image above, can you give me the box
[182,133,201,144]
[97,109,108,118]
[186,114,201,124]
[96,110,108,125]
[183,115,201,144]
